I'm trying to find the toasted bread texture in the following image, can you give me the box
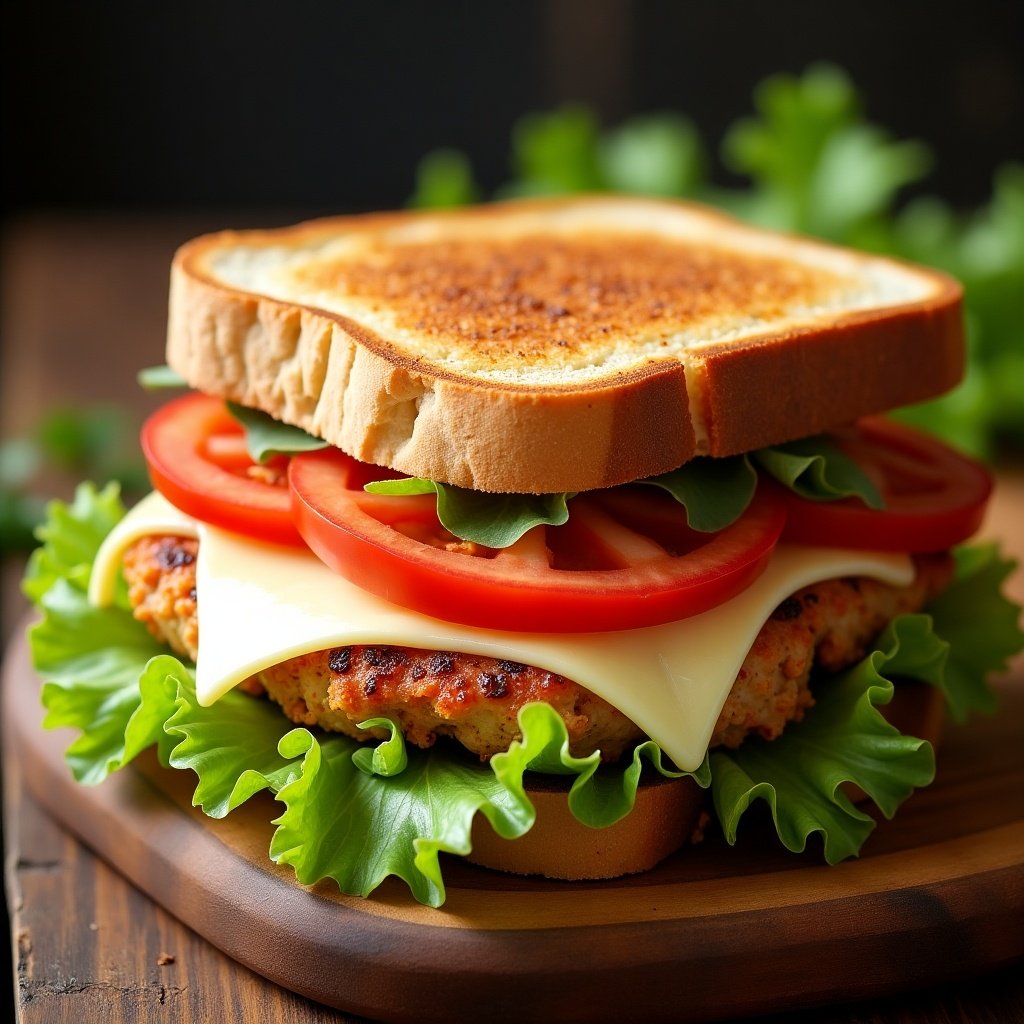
[167,196,963,493]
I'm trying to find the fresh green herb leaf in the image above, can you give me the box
[641,456,757,532]
[366,438,882,545]
[226,402,328,463]
[753,436,885,508]
[137,365,188,390]
[365,477,572,547]
[722,63,930,241]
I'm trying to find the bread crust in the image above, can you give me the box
[167,197,963,493]
[467,773,706,880]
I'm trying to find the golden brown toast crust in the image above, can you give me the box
[166,196,963,493]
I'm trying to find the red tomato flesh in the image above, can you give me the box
[141,393,303,546]
[288,448,787,633]
[780,417,993,552]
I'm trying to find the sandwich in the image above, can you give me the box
[24,195,1023,906]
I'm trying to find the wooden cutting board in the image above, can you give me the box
[3,626,1022,1024]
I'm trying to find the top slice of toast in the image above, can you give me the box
[167,195,963,493]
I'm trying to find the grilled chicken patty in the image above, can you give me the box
[123,536,952,761]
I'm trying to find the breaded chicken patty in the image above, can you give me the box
[122,536,952,761]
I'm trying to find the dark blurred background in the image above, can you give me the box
[2,0,1021,219]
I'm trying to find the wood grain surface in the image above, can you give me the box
[2,215,1024,1024]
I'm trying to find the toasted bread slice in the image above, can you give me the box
[167,196,963,493]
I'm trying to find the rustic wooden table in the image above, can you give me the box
[2,214,1022,1023]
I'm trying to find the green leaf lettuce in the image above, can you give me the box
[22,484,1021,905]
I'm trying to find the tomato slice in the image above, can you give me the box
[780,417,993,552]
[288,448,786,633]
[141,393,303,546]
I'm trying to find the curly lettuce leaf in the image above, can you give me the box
[710,545,1023,863]
[351,716,409,777]
[492,702,709,826]
[22,482,126,602]
[711,614,943,863]
[32,578,169,783]
[269,728,528,907]
[269,702,702,907]
[23,481,1021,904]
[925,544,1024,720]
[161,660,304,816]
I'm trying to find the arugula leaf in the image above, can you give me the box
[366,438,883,544]
[137,365,188,390]
[641,456,757,532]
[752,435,884,507]
[365,477,572,547]
[226,402,328,463]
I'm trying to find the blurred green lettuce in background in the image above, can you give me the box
[1,406,149,556]
[411,62,1024,464]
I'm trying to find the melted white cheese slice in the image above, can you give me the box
[89,491,913,771]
